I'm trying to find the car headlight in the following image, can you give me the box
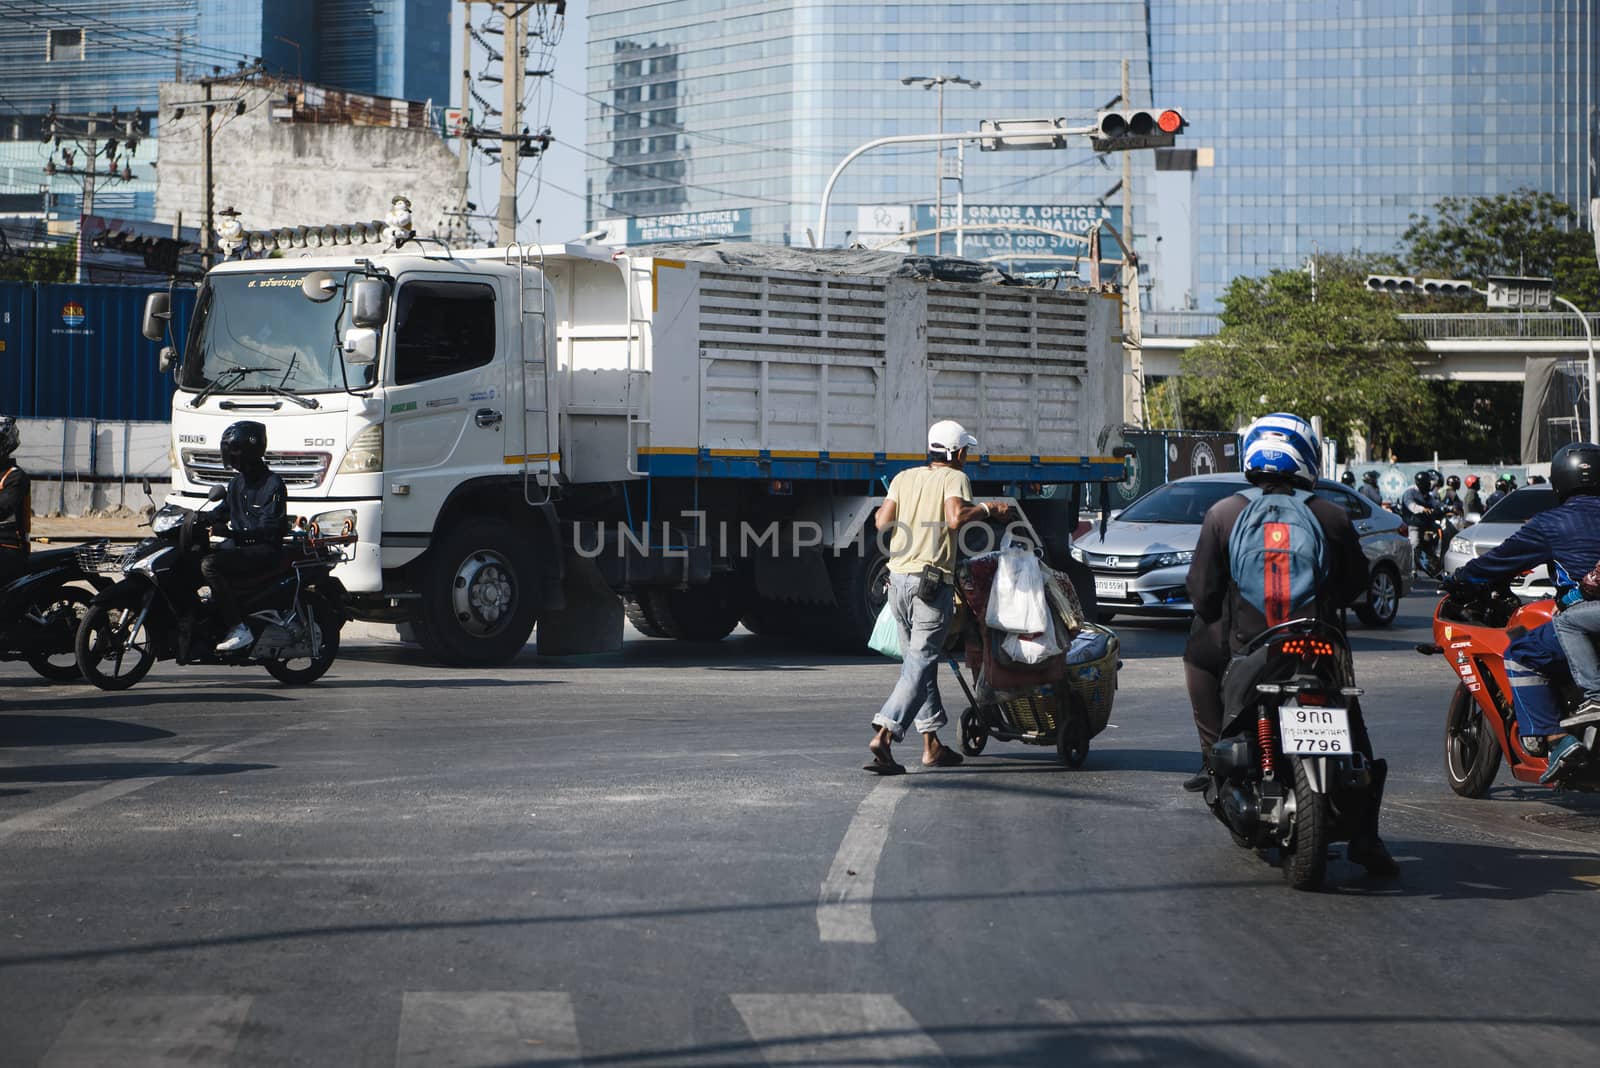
[1069,546,1085,563]
[338,423,383,474]
[1153,550,1195,568]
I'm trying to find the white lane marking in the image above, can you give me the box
[39,995,252,1067]
[396,992,582,1067]
[1039,999,1281,1063]
[817,779,907,943]
[732,994,945,1066]
[0,727,294,842]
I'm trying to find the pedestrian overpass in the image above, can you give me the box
[1140,312,1599,382]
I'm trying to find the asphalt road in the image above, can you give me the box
[4,592,1600,1067]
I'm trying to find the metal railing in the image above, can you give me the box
[1143,310,1600,342]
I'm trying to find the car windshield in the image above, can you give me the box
[1117,479,1246,524]
[1480,488,1557,524]
[180,271,375,394]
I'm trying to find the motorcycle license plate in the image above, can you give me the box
[1278,703,1352,755]
[1094,576,1127,599]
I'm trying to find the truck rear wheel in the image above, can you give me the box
[646,575,741,642]
[825,533,890,652]
[624,595,671,638]
[413,519,539,666]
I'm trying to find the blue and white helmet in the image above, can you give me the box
[1241,412,1320,489]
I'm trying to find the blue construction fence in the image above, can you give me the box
[0,280,195,422]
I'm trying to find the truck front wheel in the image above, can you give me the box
[413,519,539,666]
[646,575,741,642]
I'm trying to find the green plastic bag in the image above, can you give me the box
[868,602,902,659]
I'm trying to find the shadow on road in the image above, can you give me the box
[0,760,274,785]
[0,714,176,748]
[3,690,293,713]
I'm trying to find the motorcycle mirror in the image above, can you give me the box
[207,483,227,502]
[141,479,153,503]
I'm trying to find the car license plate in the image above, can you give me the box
[1094,576,1127,599]
[1278,703,1352,755]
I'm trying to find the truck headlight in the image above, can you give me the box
[338,423,383,474]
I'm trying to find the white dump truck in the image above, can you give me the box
[145,240,1128,665]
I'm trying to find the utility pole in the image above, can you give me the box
[1121,57,1145,428]
[201,78,214,268]
[497,2,525,246]
[454,0,481,243]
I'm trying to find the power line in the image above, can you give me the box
[560,138,802,206]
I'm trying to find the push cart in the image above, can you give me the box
[947,555,1121,768]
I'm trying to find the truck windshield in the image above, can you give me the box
[180,272,374,394]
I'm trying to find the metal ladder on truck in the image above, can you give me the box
[623,257,653,477]
[506,243,554,506]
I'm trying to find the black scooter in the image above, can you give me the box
[1204,617,1386,891]
[0,540,109,682]
[74,488,354,691]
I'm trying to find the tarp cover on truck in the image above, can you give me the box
[640,242,1030,288]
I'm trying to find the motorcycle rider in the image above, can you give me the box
[1182,412,1397,876]
[0,415,29,587]
[1483,475,1512,512]
[1401,470,1444,570]
[1453,443,1600,782]
[201,421,288,653]
[1358,470,1384,508]
[1460,474,1484,516]
[1340,470,1356,487]
[1439,474,1466,550]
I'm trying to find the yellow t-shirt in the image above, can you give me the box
[884,465,973,577]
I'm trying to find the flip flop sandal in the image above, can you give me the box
[863,759,907,776]
[922,748,964,768]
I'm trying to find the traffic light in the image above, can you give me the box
[1365,275,1418,294]
[1485,275,1554,310]
[1419,278,1475,297]
[1091,108,1186,152]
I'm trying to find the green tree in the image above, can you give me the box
[1175,260,1432,451]
[1401,188,1600,309]
[0,241,75,283]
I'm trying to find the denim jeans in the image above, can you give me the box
[872,571,953,741]
[1554,600,1600,701]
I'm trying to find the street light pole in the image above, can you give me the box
[1553,294,1599,442]
[901,75,979,255]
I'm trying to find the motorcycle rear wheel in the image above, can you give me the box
[25,585,94,682]
[1281,758,1328,891]
[75,602,157,691]
[1445,683,1502,799]
[262,601,342,686]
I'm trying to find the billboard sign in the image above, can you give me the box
[627,208,752,245]
[913,203,1123,262]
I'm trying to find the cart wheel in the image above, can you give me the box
[959,707,989,757]
[1057,714,1090,768]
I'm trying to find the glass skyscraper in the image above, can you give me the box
[587,0,1157,268]
[587,0,1598,309]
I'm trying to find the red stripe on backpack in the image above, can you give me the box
[1263,521,1291,626]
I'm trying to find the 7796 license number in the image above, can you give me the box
[1278,704,1353,755]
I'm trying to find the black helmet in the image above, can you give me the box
[1362,470,1379,485]
[0,414,17,458]
[220,420,268,472]
[1414,470,1434,491]
[1495,474,1513,489]
[1551,444,1600,502]
[1340,470,1355,486]
[1446,474,1460,490]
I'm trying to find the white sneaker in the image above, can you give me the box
[215,623,253,653]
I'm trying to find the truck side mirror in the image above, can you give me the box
[158,346,176,374]
[350,280,388,328]
[342,326,379,366]
[142,292,171,342]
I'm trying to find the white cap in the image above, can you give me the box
[927,419,978,458]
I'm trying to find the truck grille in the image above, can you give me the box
[182,449,331,488]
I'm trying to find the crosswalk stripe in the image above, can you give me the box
[1038,999,1281,1063]
[818,779,907,943]
[39,995,252,1067]
[732,994,945,1066]
[396,991,582,1067]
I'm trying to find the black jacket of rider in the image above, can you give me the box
[1400,486,1439,526]
[223,468,288,547]
[1185,483,1370,665]
[0,462,30,557]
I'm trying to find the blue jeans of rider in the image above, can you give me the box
[1503,622,1569,737]
[872,571,953,741]
[1554,600,1600,703]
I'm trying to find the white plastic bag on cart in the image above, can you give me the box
[1001,613,1063,664]
[986,536,1049,635]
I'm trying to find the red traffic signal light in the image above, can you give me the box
[1092,108,1187,151]
[1157,109,1183,134]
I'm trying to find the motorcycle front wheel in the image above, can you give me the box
[1280,758,1328,891]
[262,601,342,686]
[1445,683,1502,798]
[25,585,94,682]
[75,602,157,691]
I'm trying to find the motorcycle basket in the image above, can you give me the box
[74,541,139,575]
